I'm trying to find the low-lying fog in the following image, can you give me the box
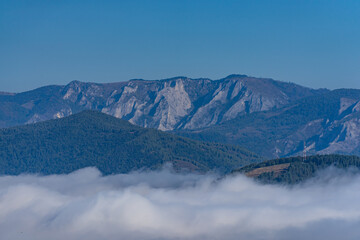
[1,166,360,240]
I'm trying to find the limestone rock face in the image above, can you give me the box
[276,97,360,157]
[177,89,360,158]
[0,75,318,130]
[101,79,193,130]
[316,100,360,155]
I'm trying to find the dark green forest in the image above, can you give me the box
[233,154,360,184]
[0,110,261,175]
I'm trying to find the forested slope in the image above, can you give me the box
[0,110,261,175]
[233,154,360,184]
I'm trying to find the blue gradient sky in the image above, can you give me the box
[1,0,359,92]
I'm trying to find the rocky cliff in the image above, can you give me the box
[177,89,360,158]
[0,75,320,130]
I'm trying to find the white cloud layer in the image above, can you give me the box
[1,167,360,240]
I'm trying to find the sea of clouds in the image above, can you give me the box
[1,166,360,240]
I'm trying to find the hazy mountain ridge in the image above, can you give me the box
[0,75,321,130]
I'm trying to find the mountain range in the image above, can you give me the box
[0,74,322,129]
[1,74,360,159]
[178,89,360,158]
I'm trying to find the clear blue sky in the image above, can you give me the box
[1,0,359,92]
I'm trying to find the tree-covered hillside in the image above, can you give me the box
[233,154,360,184]
[0,111,261,175]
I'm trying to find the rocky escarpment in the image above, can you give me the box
[0,75,321,130]
[177,89,360,158]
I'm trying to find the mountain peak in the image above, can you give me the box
[224,74,249,79]
[67,80,83,85]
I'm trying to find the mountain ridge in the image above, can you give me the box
[0,74,323,130]
[3,74,359,159]
[0,110,261,175]
[176,89,360,158]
